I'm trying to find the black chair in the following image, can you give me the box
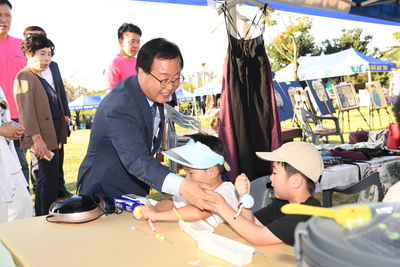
[250,175,275,212]
[296,107,344,145]
[322,172,384,207]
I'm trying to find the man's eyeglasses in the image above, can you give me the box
[148,73,185,89]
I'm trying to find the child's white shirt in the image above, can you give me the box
[173,181,238,227]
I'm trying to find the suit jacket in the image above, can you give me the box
[77,75,171,199]
[49,62,71,117]
[14,69,67,150]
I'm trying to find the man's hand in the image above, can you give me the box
[235,173,251,197]
[179,179,218,212]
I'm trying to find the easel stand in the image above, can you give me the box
[338,108,371,132]
[369,107,393,129]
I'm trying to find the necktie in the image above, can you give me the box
[151,103,159,146]
[151,103,157,123]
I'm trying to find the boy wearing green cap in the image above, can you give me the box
[134,133,238,227]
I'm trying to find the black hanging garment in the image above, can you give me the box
[219,4,282,182]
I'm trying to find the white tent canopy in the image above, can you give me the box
[194,81,222,96]
[274,48,396,82]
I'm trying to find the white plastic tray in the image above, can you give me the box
[196,233,254,266]
[178,220,214,240]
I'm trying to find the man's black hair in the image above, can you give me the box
[0,0,12,9]
[117,23,142,39]
[136,38,183,73]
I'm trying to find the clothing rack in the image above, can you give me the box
[217,0,275,15]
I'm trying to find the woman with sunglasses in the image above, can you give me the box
[14,33,67,216]
[0,87,32,223]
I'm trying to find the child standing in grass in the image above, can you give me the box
[134,133,238,227]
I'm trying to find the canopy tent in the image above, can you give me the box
[274,48,396,82]
[194,81,222,96]
[175,88,195,102]
[133,0,400,26]
[68,95,105,111]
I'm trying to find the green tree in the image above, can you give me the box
[321,28,379,56]
[320,28,394,89]
[180,82,196,93]
[342,72,391,91]
[381,31,400,64]
[264,13,321,79]
[63,78,91,102]
[63,78,93,128]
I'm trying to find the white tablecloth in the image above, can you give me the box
[317,156,400,202]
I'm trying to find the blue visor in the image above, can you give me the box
[162,139,230,170]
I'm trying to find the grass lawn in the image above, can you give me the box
[45,104,394,205]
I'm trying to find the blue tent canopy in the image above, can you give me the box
[274,48,396,82]
[175,88,195,102]
[68,95,105,111]
[132,0,400,25]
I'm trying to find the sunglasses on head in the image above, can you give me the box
[0,101,9,110]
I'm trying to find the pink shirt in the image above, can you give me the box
[103,54,137,90]
[0,36,26,119]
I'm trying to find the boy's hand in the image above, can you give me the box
[132,206,144,220]
[139,205,159,221]
[205,191,227,211]
[235,173,251,197]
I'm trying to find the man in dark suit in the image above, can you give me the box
[23,26,72,197]
[77,38,218,211]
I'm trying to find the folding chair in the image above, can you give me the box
[296,107,344,145]
[250,175,275,212]
[163,104,201,173]
[322,172,384,207]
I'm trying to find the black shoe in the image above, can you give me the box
[58,190,74,198]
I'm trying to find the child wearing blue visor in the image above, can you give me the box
[133,133,238,227]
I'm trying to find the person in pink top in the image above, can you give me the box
[103,23,142,91]
[0,0,25,120]
[0,0,29,183]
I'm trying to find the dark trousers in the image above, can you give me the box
[31,146,67,194]
[34,149,60,216]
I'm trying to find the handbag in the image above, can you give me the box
[349,128,369,144]
[331,149,372,161]
[368,130,385,142]
[384,123,400,150]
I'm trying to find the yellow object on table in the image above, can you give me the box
[133,206,143,220]
[282,204,372,229]
[0,211,296,267]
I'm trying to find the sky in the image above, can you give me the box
[8,0,400,91]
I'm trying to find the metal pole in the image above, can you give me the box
[201,63,206,86]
